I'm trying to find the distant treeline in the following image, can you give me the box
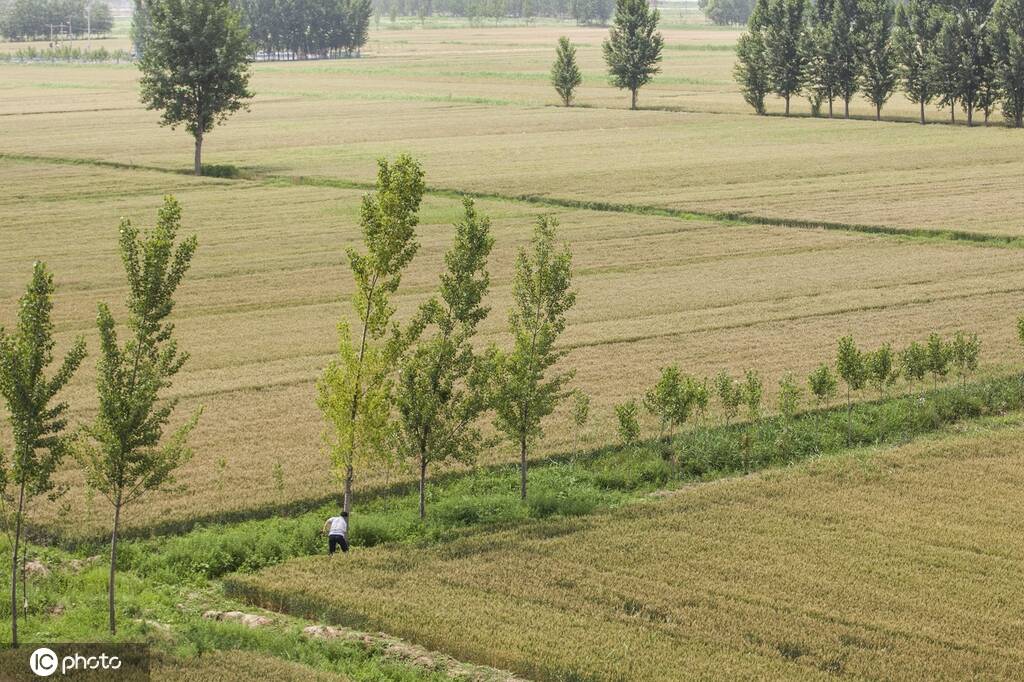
[371,0,615,24]
[131,0,370,59]
[699,0,755,25]
[735,0,1024,127]
[0,0,114,40]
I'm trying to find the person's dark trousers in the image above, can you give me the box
[329,534,349,554]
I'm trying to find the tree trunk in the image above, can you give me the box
[828,97,833,118]
[10,481,25,648]
[875,103,881,121]
[950,107,955,124]
[920,100,925,125]
[108,497,121,635]
[844,98,850,118]
[418,457,427,520]
[845,388,852,445]
[1017,112,1023,129]
[343,464,353,514]
[630,88,637,110]
[785,94,790,116]
[966,107,973,127]
[193,132,203,176]
[519,435,528,500]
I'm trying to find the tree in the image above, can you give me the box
[763,0,807,115]
[777,372,801,420]
[803,0,837,116]
[900,340,928,393]
[131,0,152,56]
[830,0,862,117]
[893,0,939,124]
[859,0,897,120]
[741,369,763,421]
[931,1,996,126]
[602,0,664,109]
[74,197,198,635]
[701,0,756,25]
[836,335,866,440]
[138,0,254,175]
[552,36,583,106]
[0,263,86,647]
[926,332,950,386]
[949,331,980,386]
[644,365,696,439]
[490,216,576,500]
[735,29,771,114]
[715,370,743,423]
[990,0,1024,127]
[318,155,425,516]
[615,399,640,446]
[808,363,837,408]
[866,342,898,396]
[395,199,494,519]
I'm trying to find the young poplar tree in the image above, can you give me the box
[808,363,837,409]
[763,0,807,116]
[551,36,583,106]
[991,0,1024,128]
[75,197,199,635]
[715,371,743,424]
[489,216,576,500]
[0,263,86,648]
[866,343,899,396]
[803,0,838,116]
[830,0,862,118]
[571,390,590,454]
[893,0,939,124]
[836,335,866,440]
[926,332,950,386]
[859,0,897,120]
[395,199,494,520]
[615,399,640,446]
[900,340,928,394]
[777,373,802,420]
[949,331,980,387]
[318,155,425,516]
[735,29,771,114]
[644,365,696,440]
[602,0,664,109]
[138,0,253,175]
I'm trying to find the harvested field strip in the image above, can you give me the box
[3,151,1022,248]
[229,424,1024,681]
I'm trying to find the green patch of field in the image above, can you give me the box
[229,422,1024,681]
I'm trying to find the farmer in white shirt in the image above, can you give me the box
[323,511,349,555]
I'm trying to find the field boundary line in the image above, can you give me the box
[3,151,1021,248]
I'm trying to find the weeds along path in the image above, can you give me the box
[3,151,1022,249]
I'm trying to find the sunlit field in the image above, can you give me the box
[3,8,1024,679]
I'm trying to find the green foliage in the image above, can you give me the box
[802,0,838,116]
[715,370,744,423]
[700,0,755,25]
[0,261,86,646]
[807,363,837,407]
[930,1,997,126]
[138,0,254,174]
[602,0,664,109]
[318,155,425,514]
[238,0,372,59]
[926,332,950,384]
[837,335,867,398]
[893,0,940,123]
[489,215,575,499]
[0,0,113,39]
[867,342,899,396]
[735,28,771,114]
[395,198,494,518]
[990,0,1024,127]
[615,399,640,446]
[741,369,763,420]
[776,372,802,419]
[859,0,897,119]
[900,340,928,388]
[644,365,693,437]
[571,390,591,430]
[551,36,583,107]
[74,195,199,635]
[763,0,807,115]
[949,331,980,385]
[829,0,862,116]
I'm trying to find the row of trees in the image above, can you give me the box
[699,0,755,25]
[236,0,371,58]
[735,0,1024,127]
[0,0,112,41]
[0,198,200,644]
[549,0,664,109]
[370,0,615,24]
[613,330,983,446]
[318,155,577,521]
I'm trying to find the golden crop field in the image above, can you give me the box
[230,422,1024,681]
[4,153,1024,540]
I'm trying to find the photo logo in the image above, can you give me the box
[29,647,58,677]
